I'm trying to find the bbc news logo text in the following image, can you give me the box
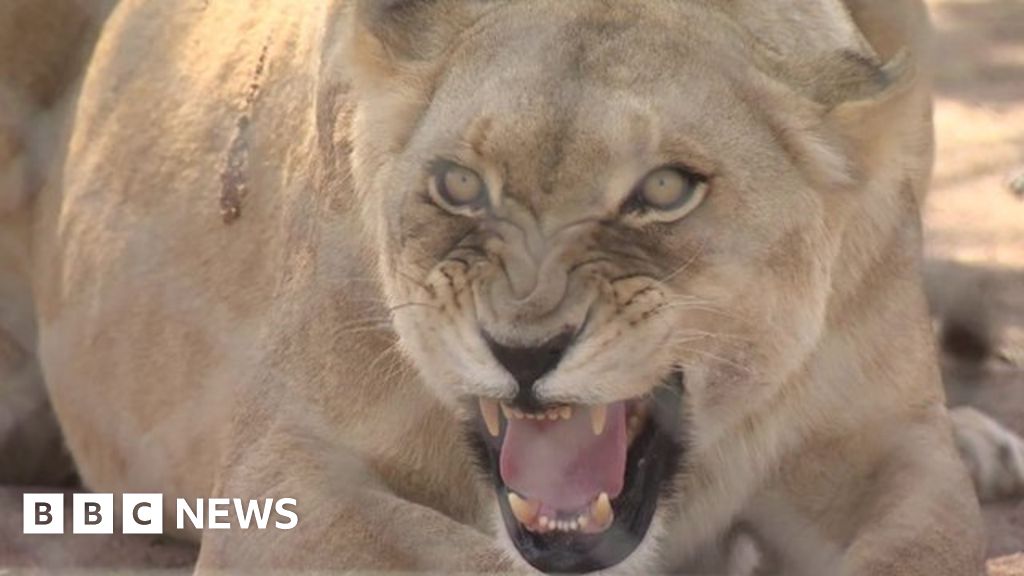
[23,494,298,534]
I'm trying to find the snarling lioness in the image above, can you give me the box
[2,0,1010,573]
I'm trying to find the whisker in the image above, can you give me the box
[660,237,710,283]
[344,296,391,304]
[336,277,383,285]
[662,293,716,303]
[672,329,753,344]
[365,340,404,376]
[671,346,754,375]
[396,270,431,292]
[335,316,393,328]
[650,302,743,321]
[389,301,440,313]
[336,325,396,337]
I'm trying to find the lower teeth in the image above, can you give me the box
[508,491,615,534]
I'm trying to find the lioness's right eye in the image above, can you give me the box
[430,162,488,213]
[622,166,710,224]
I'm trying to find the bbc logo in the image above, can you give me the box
[23,493,163,535]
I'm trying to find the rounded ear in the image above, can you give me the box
[728,0,928,108]
[824,2,933,173]
[827,52,927,175]
[723,0,878,67]
[347,0,487,81]
[353,0,435,61]
[783,49,914,109]
[726,0,931,184]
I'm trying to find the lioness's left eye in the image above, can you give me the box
[432,163,487,211]
[626,167,708,221]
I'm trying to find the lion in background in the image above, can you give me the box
[1,0,1023,573]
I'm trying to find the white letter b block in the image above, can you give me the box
[23,493,64,534]
[73,493,114,534]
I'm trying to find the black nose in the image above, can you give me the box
[485,330,574,410]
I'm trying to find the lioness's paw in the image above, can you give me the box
[951,406,1024,502]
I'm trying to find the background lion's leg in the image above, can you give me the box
[926,257,1024,502]
[952,406,1024,503]
[0,0,113,485]
[0,258,73,484]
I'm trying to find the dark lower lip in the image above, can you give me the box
[466,372,687,574]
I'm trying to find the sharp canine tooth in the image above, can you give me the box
[590,405,608,435]
[593,492,613,529]
[561,406,573,419]
[480,399,500,437]
[507,493,540,525]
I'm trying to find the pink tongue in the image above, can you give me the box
[499,403,627,512]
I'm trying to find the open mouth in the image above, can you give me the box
[468,373,686,574]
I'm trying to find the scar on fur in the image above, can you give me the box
[1009,169,1024,198]
[219,34,272,224]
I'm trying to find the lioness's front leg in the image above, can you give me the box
[195,432,515,572]
[840,478,985,576]
[743,414,985,576]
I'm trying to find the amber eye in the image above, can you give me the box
[626,167,708,221]
[432,163,488,211]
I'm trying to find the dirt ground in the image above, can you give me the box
[1,0,1023,573]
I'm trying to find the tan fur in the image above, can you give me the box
[9,0,993,573]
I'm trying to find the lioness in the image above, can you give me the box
[1,0,1013,573]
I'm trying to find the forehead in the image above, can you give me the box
[458,2,737,80]
[433,2,750,111]
[406,1,775,217]
[419,1,763,143]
